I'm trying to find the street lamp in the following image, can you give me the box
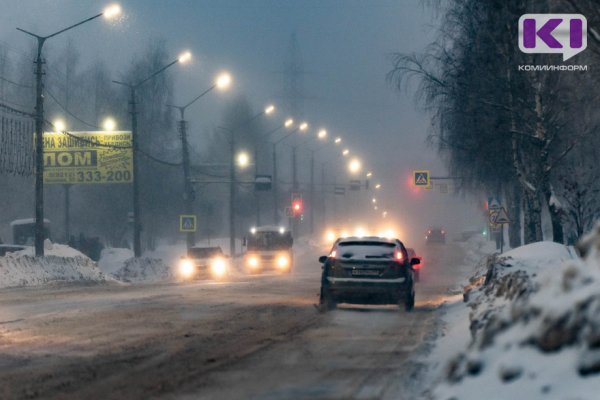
[317,129,327,140]
[348,158,362,174]
[375,183,381,189]
[17,4,122,256]
[237,151,250,168]
[265,104,276,115]
[113,50,191,257]
[102,117,117,131]
[53,119,66,132]
[215,72,232,90]
[334,137,342,144]
[168,70,232,250]
[342,149,350,156]
[366,172,372,178]
[372,198,377,204]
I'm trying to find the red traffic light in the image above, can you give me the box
[292,199,303,215]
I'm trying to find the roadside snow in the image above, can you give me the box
[112,257,173,283]
[0,241,107,288]
[431,231,600,400]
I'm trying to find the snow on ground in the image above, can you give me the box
[0,240,108,288]
[111,257,173,283]
[98,239,245,283]
[430,227,600,400]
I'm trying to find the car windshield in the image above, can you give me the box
[188,248,222,258]
[336,241,396,259]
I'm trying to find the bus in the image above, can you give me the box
[243,226,293,274]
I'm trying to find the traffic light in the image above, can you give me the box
[291,193,303,216]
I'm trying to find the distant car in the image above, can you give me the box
[406,248,422,281]
[178,246,230,280]
[318,236,419,312]
[426,228,446,244]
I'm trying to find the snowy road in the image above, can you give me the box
[0,241,472,399]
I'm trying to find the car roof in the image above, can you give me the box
[336,236,400,245]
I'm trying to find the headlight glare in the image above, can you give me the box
[179,259,195,279]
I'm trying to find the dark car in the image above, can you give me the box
[426,228,446,244]
[178,246,230,280]
[406,248,422,282]
[318,237,419,312]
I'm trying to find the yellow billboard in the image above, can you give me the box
[43,131,133,184]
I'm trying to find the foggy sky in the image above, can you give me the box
[0,0,485,238]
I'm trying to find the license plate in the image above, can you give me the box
[352,269,379,276]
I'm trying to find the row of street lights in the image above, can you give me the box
[19,2,383,257]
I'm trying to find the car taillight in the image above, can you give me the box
[329,250,337,258]
[395,251,403,261]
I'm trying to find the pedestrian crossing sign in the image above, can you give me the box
[180,215,197,232]
[413,170,431,189]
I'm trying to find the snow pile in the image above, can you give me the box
[0,241,107,288]
[98,247,134,274]
[111,257,173,283]
[434,234,600,400]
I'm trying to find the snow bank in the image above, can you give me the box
[434,233,600,400]
[0,241,107,288]
[111,257,173,283]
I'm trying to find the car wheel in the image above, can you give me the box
[319,288,337,312]
[403,290,415,312]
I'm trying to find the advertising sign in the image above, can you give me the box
[43,131,132,184]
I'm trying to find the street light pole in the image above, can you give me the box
[310,150,315,234]
[167,81,222,250]
[175,109,195,249]
[17,8,117,256]
[272,142,279,225]
[229,128,236,257]
[113,53,188,257]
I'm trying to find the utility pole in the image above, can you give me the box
[18,6,119,257]
[114,55,184,257]
[33,38,45,256]
[178,114,195,249]
[168,82,223,249]
[129,86,142,257]
[254,145,261,226]
[229,128,236,257]
[310,150,315,233]
[291,145,298,237]
[272,143,279,225]
[321,163,326,227]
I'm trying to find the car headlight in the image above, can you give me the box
[247,256,259,269]
[210,257,227,278]
[179,259,195,279]
[276,255,289,270]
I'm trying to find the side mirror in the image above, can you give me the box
[318,255,328,264]
[410,257,421,266]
